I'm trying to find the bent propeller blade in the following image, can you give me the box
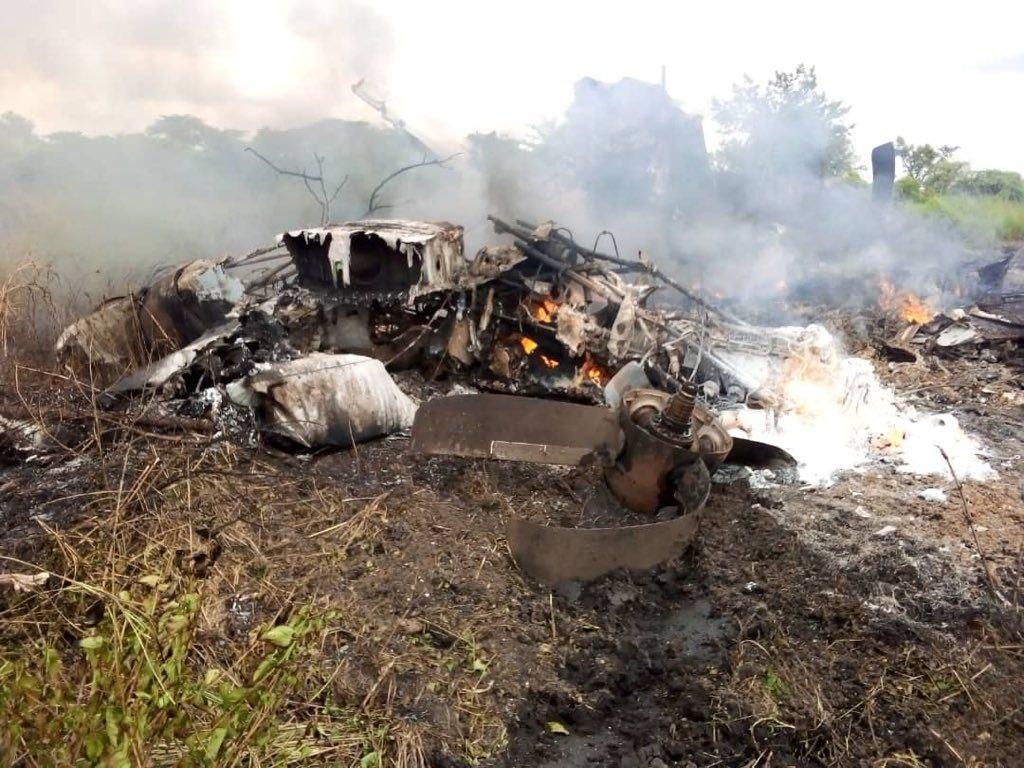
[411,393,622,466]
[724,436,797,469]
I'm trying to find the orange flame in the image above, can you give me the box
[878,278,935,324]
[538,354,560,369]
[533,297,559,323]
[581,354,610,386]
[518,336,560,368]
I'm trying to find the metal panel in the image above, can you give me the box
[508,512,700,585]
[411,394,622,466]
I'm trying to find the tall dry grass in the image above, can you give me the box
[0,260,511,766]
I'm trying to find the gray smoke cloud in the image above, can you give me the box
[436,76,977,319]
[0,5,987,320]
[0,0,393,133]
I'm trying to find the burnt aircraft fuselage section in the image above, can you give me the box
[279,220,464,301]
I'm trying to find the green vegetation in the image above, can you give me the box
[893,136,1024,243]
[0,437,508,767]
[910,193,1024,243]
[714,64,856,179]
[0,592,342,766]
[894,138,966,199]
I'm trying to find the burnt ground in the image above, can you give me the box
[495,353,1024,767]
[1,352,1023,766]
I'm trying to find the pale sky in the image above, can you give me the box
[2,0,1023,172]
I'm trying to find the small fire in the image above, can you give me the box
[538,354,560,369]
[530,297,559,324]
[581,354,610,386]
[878,278,935,324]
[517,336,560,369]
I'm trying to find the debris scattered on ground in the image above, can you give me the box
[918,486,949,502]
[0,571,49,592]
[3,214,1022,766]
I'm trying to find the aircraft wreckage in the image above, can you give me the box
[53,215,819,584]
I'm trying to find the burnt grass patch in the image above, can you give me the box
[500,480,1024,768]
[2,335,1023,765]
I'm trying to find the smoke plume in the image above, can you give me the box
[0,43,987,319]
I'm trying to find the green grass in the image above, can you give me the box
[0,430,509,767]
[0,571,350,766]
[909,193,1024,243]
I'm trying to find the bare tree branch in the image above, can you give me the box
[245,147,324,184]
[364,153,461,217]
[328,177,348,207]
[246,147,347,226]
[314,154,330,214]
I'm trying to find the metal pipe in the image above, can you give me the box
[515,217,748,326]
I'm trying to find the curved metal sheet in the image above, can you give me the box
[508,512,700,585]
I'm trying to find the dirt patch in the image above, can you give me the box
[501,477,1023,767]
[2,356,1023,766]
[494,355,1024,768]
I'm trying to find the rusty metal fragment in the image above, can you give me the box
[508,512,700,585]
[603,388,730,515]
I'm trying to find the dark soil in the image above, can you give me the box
[499,475,1023,767]
[2,357,1023,766]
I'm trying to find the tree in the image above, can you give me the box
[146,115,243,153]
[0,112,40,154]
[713,64,855,180]
[894,137,967,199]
[954,169,1024,201]
[245,147,349,226]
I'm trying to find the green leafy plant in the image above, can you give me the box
[0,573,337,766]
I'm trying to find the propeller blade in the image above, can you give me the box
[411,393,622,465]
[725,436,796,469]
[508,512,700,584]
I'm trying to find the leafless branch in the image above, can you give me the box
[364,153,460,217]
[245,147,322,183]
[938,446,1010,607]
[245,147,348,227]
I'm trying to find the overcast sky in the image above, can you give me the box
[3,0,1022,172]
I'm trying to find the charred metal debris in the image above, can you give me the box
[903,246,1024,367]
[50,215,819,583]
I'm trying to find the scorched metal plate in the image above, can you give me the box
[411,393,622,465]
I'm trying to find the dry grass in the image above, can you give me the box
[7,259,1024,766]
[714,621,1021,767]
[0,433,515,766]
[0,263,540,765]
[0,261,66,357]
